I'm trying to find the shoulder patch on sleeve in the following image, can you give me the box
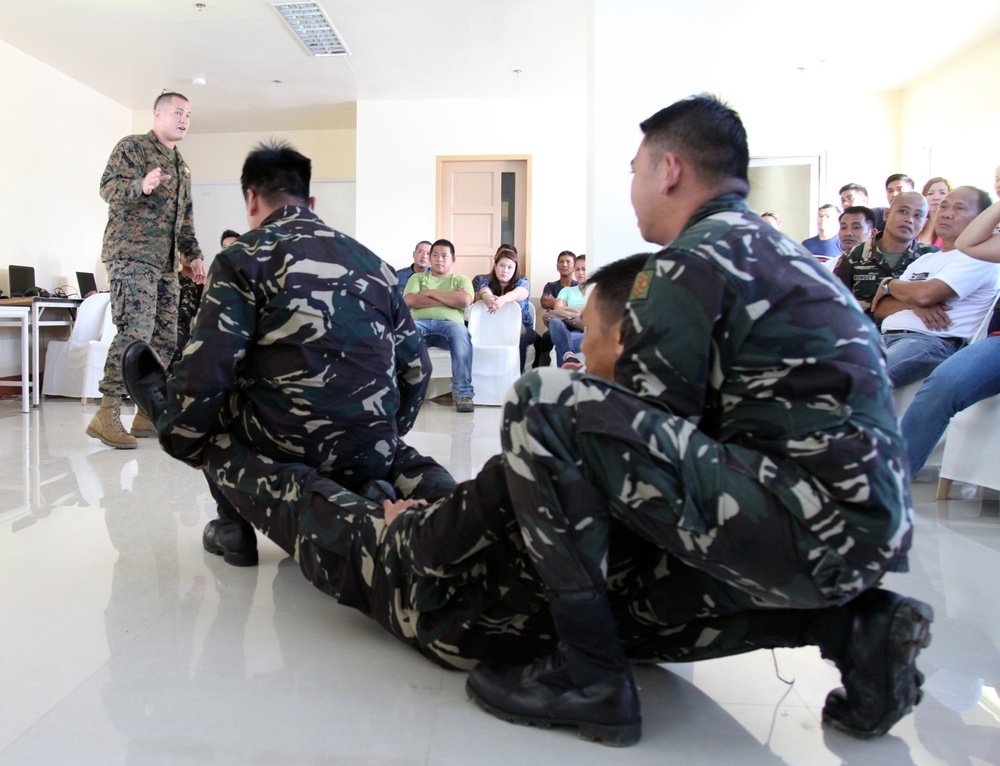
[630,270,653,301]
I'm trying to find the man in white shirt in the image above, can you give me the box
[872,186,997,388]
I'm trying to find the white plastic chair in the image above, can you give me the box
[42,293,113,403]
[468,301,521,405]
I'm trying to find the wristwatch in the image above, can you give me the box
[881,277,894,295]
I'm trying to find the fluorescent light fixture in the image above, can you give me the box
[272,2,349,57]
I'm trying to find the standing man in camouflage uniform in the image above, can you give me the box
[87,91,205,449]
[465,95,932,746]
[142,139,457,570]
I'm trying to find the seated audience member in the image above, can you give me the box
[829,205,876,271]
[833,191,938,324]
[801,204,842,261]
[901,199,1000,473]
[760,210,781,230]
[875,173,916,230]
[394,240,431,293]
[404,239,476,412]
[871,186,997,388]
[918,177,951,246]
[839,183,869,209]
[548,254,587,369]
[140,140,456,567]
[533,250,578,367]
[473,249,536,372]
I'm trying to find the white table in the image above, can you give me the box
[0,305,30,412]
[0,297,79,411]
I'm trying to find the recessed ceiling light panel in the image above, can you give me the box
[272,2,350,57]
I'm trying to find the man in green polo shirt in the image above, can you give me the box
[403,239,475,412]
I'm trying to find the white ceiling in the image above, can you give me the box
[1,0,999,134]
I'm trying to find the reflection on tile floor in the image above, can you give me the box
[1,397,998,765]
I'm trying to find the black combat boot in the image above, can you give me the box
[746,588,933,738]
[819,588,933,738]
[203,497,259,567]
[466,594,641,747]
[121,340,168,425]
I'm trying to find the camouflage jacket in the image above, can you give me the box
[617,194,912,569]
[100,130,202,273]
[160,206,429,476]
[833,235,939,318]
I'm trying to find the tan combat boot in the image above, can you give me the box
[130,409,157,438]
[86,396,138,449]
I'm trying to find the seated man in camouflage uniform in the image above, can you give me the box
[134,139,457,568]
[833,191,939,325]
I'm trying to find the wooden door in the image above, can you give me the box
[437,157,530,281]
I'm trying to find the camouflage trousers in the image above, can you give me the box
[170,274,203,371]
[500,367,891,661]
[102,261,179,396]
[202,434,557,670]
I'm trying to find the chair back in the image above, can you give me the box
[70,294,112,342]
[468,301,520,347]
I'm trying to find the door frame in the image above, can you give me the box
[436,154,533,279]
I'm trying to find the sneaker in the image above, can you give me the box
[822,589,933,738]
[456,396,474,413]
[561,353,583,370]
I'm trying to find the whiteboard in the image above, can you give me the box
[191,179,357,266]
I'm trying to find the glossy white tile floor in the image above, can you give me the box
[1,395,998,765]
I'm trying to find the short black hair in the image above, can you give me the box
[885,173,914,189]
[154,91,188,111]
[639,94,749,194]
[415,240,432,250]
[584,254,651,331]
[220,229,240,245]
[818,204,841,214]
[557,250,576,261]
[952,185,994,216]
[839,182,868,197]
[241,140,311,206]
[431,238,455,257]
[840,206,876,228]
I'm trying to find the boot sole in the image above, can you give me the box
[85,424,137,450]
[823,597,934,738]
[204,543,259,567]
[466,681,642,747]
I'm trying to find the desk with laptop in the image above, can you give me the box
[1,265,81,412]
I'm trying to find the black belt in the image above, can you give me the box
[883,330,965,349]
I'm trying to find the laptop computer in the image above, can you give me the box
[8,265,35,298]
[77,271,98,297]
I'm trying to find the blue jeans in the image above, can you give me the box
[883,331,961,388]
[416,318,474,398]
[900,335,1000,473]
[549,318,582,365]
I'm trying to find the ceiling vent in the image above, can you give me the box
[272,2,349,57]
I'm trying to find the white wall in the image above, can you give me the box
[355,96,587,293]
[0,40,129,377]
[0,40,129,297]
[900,35,1000,194]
